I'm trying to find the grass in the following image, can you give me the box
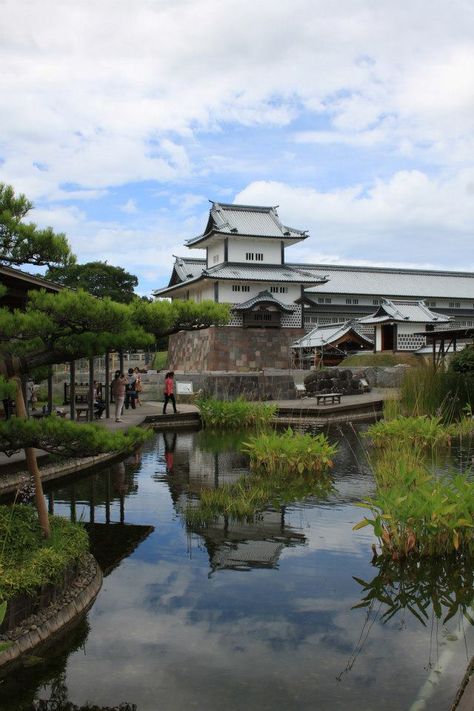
[400,366,474,420]
[0,505,89,600]
[185,428,336,526]
[364,415,452,448]
[197,397,277,430]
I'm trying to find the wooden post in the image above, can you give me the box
[105,350,110,419]
[88,357,94,422]
[70,361,76,421]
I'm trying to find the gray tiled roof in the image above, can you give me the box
[154,258,327,295]
[359,299,452,324]
[186,202,308,245]
[206,263,325,283]
[233,290,294,313]
[298,264,474,299]
[293,321,373,348]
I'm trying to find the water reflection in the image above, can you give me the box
[354,553,474,627]
[0,427,473,710]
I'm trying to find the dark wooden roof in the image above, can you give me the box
[0,264,62,310]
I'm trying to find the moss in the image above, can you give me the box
[343,352,421,367]
[0,505,89,600]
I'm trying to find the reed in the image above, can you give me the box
[364,415,451,449]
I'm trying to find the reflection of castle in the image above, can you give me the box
[199,509,306,573]
[156,432,307,573]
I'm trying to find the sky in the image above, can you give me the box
[1,0,474,296]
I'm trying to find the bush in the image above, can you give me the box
[450,346,474,374]
[0,505,89,600]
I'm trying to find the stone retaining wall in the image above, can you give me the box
[168,326,304,372]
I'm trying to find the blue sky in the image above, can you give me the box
[1,0,474,296]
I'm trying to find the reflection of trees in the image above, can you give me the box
[338,555,474,682]
[354,554,474,627]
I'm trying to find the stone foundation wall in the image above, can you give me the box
[168,326,305,372]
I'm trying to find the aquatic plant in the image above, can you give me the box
[243,428,337,475]
[364,415,451,449]
[197,398,277,430]
[354,470,474,558]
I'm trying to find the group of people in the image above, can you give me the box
[111,367,143,422]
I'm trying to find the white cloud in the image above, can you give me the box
[120,198,138,214]
[236,172,474,269]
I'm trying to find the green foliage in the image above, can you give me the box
[152,351,168,370]
[0,415,150,457]
[364,415,451,449]
[131,298,230,338]
[0,183,75,268]
[0,505,89,600]
[198,398,277,429]
[243,428,337,475]
[0,376,16,400]
[400,366,474,420]
[450,346,474,374]
[355,470,474,557]
[353,554,474,627]
[46,261,139,303]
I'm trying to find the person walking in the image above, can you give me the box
[163,371,178,415]
[111,371,127,422]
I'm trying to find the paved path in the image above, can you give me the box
[0,390,393,472]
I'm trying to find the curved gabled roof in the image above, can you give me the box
[233,290,295,313]
[359,298,452,324]
[293,321,373,349]
[186,202,308,247]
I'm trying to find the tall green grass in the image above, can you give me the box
[400,367,473,420]
[197,398,277,429]
[364,415,451,448]
[243,428,337,475]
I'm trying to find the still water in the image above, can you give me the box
[1,426,473,711]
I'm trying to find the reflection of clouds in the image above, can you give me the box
[60,551,474,711]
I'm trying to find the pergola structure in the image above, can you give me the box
[414,327,474,367]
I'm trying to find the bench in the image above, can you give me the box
[75,405,90,420]
[316,393,342,405]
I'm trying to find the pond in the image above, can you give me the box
[1,425,473,711]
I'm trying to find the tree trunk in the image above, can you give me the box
[14,378,50,538]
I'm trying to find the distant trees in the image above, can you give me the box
[46,261,139,303]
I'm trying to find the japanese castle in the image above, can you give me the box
[155,202,474,370]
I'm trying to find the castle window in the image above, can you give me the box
[279,286,288,294]
[270,286,279,293]
[232,285,241,292]
[255,253,263,261]
[213,254,219,264]
[245,252,254,261]
[449,301,460,308]
[241,285,250,292]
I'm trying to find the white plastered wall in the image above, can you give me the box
[227,238,281,264]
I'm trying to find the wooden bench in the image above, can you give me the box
[316,393,342,405]
[75,405,90,420]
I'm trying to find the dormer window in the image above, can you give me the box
[246,252,264,261]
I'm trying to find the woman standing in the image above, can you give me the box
[163,371,178,415]
[134,367,143,406]
[111,371,127,422]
